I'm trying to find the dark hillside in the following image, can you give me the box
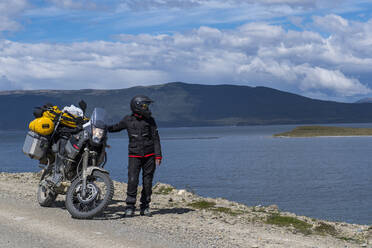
[1,82,372,130]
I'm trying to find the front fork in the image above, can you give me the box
[81,148,97,198]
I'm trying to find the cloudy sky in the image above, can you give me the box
[1,0,372,102]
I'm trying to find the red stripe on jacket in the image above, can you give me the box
[129,153,156,158]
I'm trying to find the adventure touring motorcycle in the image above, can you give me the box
[23,104,114,219]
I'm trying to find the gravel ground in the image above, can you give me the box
[0,172,371,248]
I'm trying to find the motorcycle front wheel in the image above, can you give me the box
[65,170,114,219]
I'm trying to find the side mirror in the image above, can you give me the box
[78,100,87,114]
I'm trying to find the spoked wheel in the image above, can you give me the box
[37,169,58,207]
[65,171,114,219]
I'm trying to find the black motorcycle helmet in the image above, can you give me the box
[130,95,154,118]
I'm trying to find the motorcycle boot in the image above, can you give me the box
[124,207,135,217]
[140,207,152,217]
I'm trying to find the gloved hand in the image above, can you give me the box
[107,125,114,132]
[155,158,162,166]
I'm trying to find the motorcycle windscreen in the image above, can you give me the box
[90,107,107,129]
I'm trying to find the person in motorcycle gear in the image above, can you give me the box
[108,95,162,217]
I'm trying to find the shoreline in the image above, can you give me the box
[0,172,371,247]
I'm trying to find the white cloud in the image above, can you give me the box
[297,66,368,96]
[313,14,350,33]
[113,0,319,26]
[117,0,319,10]
[0,0,28,32]
[3,0,365,38]
[1,14,372,100]
[236,59,371,96]
[44,0,107,11]
[41,0,354,12]
[114,0,370,15]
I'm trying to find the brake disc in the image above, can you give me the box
[76,183,99,204]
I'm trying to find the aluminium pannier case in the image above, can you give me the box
[22,131,48,160]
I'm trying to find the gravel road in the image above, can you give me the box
[0,172,371,248]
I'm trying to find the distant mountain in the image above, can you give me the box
[2,82,372,130]
[355,98,372,103]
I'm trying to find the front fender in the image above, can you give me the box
[85,166,109,176]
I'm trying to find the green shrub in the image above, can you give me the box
[188,201,245,216]
[188,200,216,209]
[314,222,338,236]
[212,207,244,216]
[266,214,312,235]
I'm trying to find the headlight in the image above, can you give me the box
[92,126,105,143]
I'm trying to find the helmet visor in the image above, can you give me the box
[140,101,152,110]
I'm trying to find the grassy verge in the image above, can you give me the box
[266,214,312,235]
[274,126,372,137]
[188,200,216,209]
[187,200,244,216]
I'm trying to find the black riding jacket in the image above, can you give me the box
[108,114,162,159]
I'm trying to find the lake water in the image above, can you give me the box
[1,124,371,225]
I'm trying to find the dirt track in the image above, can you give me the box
[0,172,371,248]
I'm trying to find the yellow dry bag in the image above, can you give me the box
[29,117,55,136]
[42,106,81,128]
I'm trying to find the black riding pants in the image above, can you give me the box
[125,156,156,209]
